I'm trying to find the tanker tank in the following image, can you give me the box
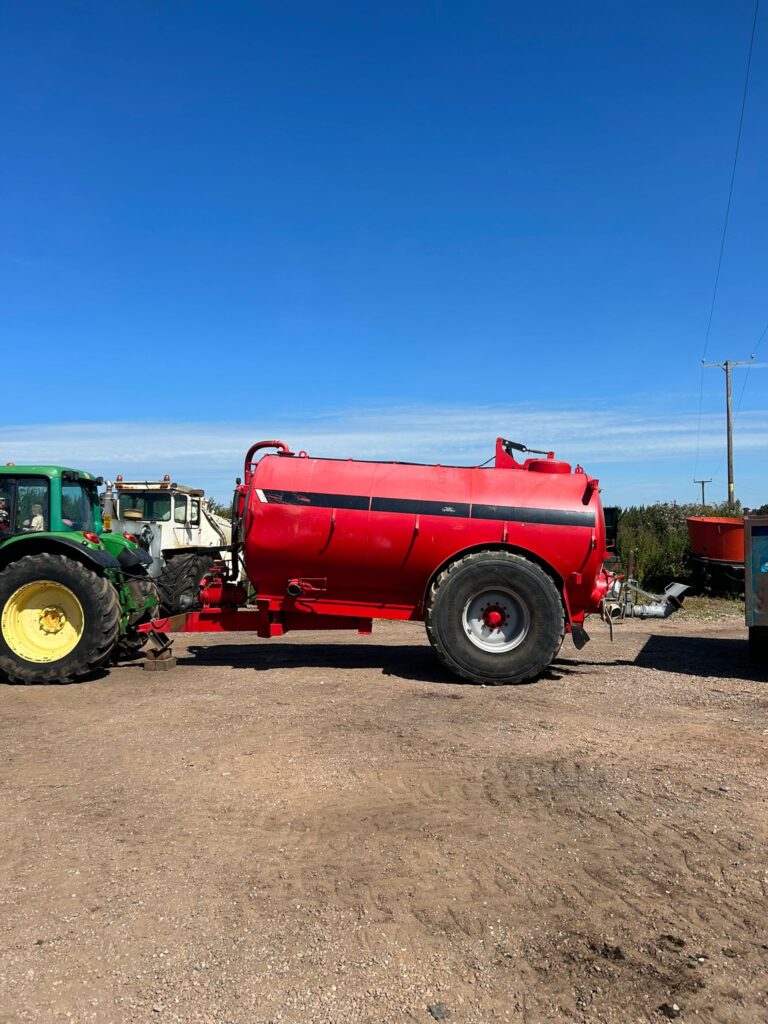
[141,436,686,685]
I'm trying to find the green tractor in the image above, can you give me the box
[0,464,157,684]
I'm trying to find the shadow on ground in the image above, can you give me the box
[178,642,549,687]
[632,634,765,681]
[181,641,449,685]
[555,636,765,682]
[0,666,112,688]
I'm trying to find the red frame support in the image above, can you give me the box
[141,606,374,639]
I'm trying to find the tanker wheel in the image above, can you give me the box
[157,552,217,615]
[425,550,564,685]
[0,553,121,685]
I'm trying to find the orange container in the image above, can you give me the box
[687,516,745,563]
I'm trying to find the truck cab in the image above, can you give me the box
[102,476,234,614]
[104,476,231,576]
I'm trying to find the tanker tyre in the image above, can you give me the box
[0,553,121,685]
[156,552,216,615]
[425,551,564,685]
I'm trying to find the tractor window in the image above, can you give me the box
[15,478,50,533]
[174,495,187,523]
[0,478,13,536]
[118,493,172,522]
[190,499,200,526]
[62,482,97,533]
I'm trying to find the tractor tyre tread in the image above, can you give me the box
[0,553,121,685]
[156,552,216,615]
[113,630,149,661]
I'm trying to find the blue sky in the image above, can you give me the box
[2,1,766,506]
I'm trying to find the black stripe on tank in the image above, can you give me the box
[371,496,470,517]
[262,489,594,527]
[262,490,369,511]
[472,504,595,527]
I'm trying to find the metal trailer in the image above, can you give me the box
[687,515,745,595]
[745,514,768,666]
[140,437,687,686]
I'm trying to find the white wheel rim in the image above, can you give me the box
[462,587,530,653]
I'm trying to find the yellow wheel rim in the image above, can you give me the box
[2,581,84,663]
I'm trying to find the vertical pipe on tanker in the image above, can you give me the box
[229,478,242,580]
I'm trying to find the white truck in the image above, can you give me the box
[102,476,234,613]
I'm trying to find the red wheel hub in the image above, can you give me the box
[482,606,506,629]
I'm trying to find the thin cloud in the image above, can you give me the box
[2,405,766,465]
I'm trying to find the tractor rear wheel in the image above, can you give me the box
[156,552,216,615]
[425,550,564,685]
[0,554,121,684]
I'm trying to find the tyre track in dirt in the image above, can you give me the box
[1,615,766,1023]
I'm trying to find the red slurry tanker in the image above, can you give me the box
[143,437,685,684]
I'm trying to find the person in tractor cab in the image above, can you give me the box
[21,503,46,532]
[0,497,9,535]
[30,503,45,531]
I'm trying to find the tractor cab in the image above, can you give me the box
[0,464,154,574]
[0,466,103,540]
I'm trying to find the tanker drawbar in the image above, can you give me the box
[140,437,687,684]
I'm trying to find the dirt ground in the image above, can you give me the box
[1,612,766,1024]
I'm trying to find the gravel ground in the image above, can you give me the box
[1,611,766,1024]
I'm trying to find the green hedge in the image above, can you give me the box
[616,501,742,589]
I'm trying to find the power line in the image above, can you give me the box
[702,358,754,506]
[751,317,768,357]
[694,0,761,475]
[701,0,760,363]
[709,360,761,480]
[724,318,768,450]
[694,477,712,507]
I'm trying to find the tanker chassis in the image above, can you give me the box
[142,437,685,685]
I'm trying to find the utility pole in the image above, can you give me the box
[702,357,754,508]
[694,478,712,509]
